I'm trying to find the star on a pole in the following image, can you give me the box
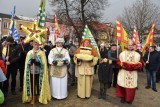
[21,20,46,44]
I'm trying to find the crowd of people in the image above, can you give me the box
[0,36,160,105]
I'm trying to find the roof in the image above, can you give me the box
[45,17,71,25]
[0,13,20,20]
[88,21,109,31]
[46,17,116,32]
[16,15,35,22]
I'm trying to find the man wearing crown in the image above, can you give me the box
[116,39,142,104]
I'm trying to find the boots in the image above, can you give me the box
[102,84,107,100]
[120,97,125,103]
[102,93,106,99]
[98,89,103,99]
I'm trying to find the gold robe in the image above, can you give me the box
[22,50,51,104]
[74,47,98,98]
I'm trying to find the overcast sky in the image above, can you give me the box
[0,0,159,23]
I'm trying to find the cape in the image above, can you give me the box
[22,50,51,104]
[117,50,142,88]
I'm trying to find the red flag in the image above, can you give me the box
[53,14,61,45]
[116,19,129,51]
[142,22,155,55]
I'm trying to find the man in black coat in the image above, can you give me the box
[3,37,21,95]
[143,45,160,92]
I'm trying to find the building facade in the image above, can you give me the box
[89,22,116,47]
[0,13,34,39]
[0,13,117,47]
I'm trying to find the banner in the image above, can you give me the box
[116,19,129,51]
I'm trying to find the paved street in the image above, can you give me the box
[1,71,160,107]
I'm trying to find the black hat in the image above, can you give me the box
[111,44,116,47]
[6,36,14,43]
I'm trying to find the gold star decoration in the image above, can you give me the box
[21,20,46,44]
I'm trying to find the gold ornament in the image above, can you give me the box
[21,20,46,44]
[75,47,93,61]
[76,54,93,61]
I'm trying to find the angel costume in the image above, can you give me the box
[48,46,70,99]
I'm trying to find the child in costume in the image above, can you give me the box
[98,57,112,99]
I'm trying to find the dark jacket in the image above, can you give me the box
[23,43,33,53]
[108,50,118,68]
[19,43,33,69]
[7,43,21,68]
[143,50,160,71]
[98,62,113,84]
[100,48,108,58]
[19,51,26,69]
[44,45,51,59]
[69,44,78,63]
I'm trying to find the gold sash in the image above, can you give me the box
[49,65,67,78]
[49,48,68,78]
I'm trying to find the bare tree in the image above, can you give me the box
[118,0,160,43]
[49,0,109,39]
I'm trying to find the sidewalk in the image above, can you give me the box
[2,72,160,107]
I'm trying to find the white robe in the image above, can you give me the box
[48,47,70,99]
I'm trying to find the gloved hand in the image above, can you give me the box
[52,61,57,65]
[77,59,82,62]
[88,59,93,62]
[35,61,41,66]
[63,60,69,64]
[31,59,36,65]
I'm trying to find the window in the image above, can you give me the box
[3,22,10,29]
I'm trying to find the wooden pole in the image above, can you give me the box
[147,52,150,62]
[147,43,152,63]
[117,40,119,58]
[19,37,24,52]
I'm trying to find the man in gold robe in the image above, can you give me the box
[22,40,51,104]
